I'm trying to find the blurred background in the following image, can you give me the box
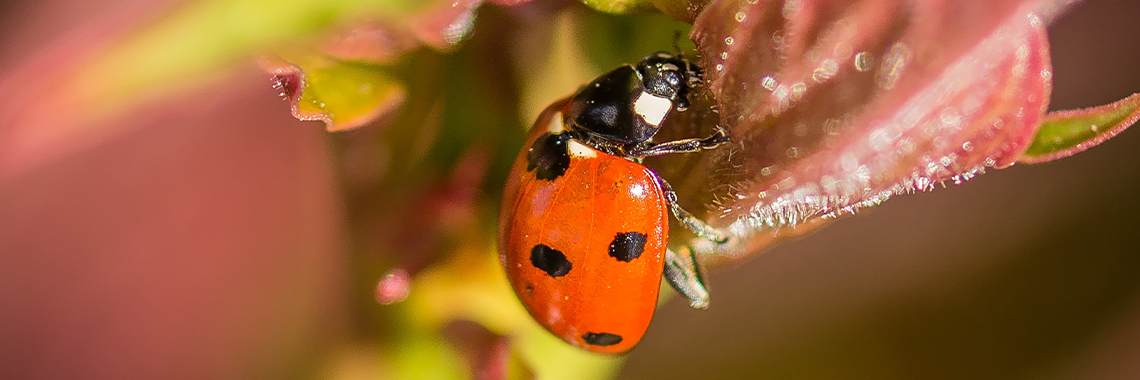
[1,0,1139,379]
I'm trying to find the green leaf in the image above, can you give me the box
[578,0,659,15]
[264,54,406,131]
[1020,93,1140,164]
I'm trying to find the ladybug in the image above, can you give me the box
[499,52,730,354]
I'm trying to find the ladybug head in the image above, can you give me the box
[568,52,704,148]
[635,52,702,111]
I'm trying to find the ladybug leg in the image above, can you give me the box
[665,246,709,309]
[656,176,729,244]
[630,125,729,158]
[659,175,724,310]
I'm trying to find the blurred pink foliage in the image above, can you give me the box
[0,1,347,378]
[0,71,348,378]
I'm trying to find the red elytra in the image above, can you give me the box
[499,99,670,354]
[500,52,729,355]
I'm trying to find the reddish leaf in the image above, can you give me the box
[318,22,423,63]
[685,0,1071,264]
[407,0,483,51]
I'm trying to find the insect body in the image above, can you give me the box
[499,52,728,354]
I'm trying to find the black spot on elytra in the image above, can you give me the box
[608,232,647,262]
[526,133,571,181]
[530,244,572,277]
[582,332,623,346]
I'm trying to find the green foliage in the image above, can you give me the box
[1022,93,1140,163]
[578,0,659,15]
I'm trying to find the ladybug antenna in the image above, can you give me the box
[670,31,701,81]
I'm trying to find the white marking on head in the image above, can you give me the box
[567,140,598,159]
[547,112,565,133]
[633,91,672,127]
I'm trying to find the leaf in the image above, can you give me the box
[578,0,660,14]
[1019,92,1140,164]
[263,0,490,131]
[678,0,1074,266]
[262,55,406,132]
[404,0,484,51]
